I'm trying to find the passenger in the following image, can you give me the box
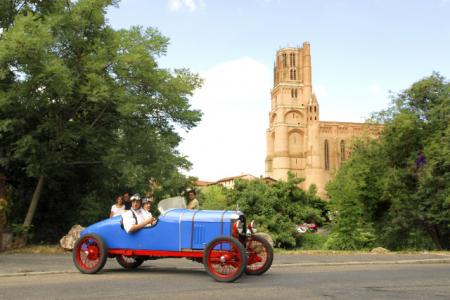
[122,193,156,233]
[110,195,126,217]
[123,192,131,210]
[142,197,152,213]
[186,188,199,210]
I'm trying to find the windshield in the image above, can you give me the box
[157,196,186,214]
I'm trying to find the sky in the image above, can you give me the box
[107,0,450,182]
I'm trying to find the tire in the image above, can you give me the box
[203,236,247,282]
[72,234,108,274]
[116,255,144,269]
[245,235,274,275]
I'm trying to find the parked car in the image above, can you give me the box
[72,197,273,282]
[296,223,318,235]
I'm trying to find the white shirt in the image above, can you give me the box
[111,204,126,217]
[122,208,153,233]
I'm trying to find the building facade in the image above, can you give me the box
[264,42,383,197]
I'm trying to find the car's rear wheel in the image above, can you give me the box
[73,234,107,274]
[245,235,273,275]
[203,236,247,282]
[116,255,144,269]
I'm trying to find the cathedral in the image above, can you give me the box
[264,42,383,197]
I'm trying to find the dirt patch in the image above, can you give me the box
[3,244,66,254]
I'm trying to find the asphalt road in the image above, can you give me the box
[1,253,450,300]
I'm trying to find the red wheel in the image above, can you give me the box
[203,237,247,282]
[116,255,144,269]
[72,234,107,274]
[245,235,273,275]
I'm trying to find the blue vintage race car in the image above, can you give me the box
[72,197,273,282]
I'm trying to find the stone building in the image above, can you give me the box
[265,42,383,197]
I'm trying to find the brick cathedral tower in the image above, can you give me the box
[265,42,382,196]
[265,42,320,187]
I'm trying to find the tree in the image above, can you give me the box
[325,139,380,250]
[0,0,202,240]
[326,73,450,250]
[199,185,228,210]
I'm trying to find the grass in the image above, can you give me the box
[3,244,66,254]
[275,248,450,256]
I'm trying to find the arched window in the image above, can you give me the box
[340,140,346,162]
[289,53,296,66]
[291,88,297,98]
[282,53,287,67]
[324,140,329,170]
[293,69,296,80]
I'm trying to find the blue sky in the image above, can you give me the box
[107,0,450,181]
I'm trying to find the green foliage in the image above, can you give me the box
[297,232,328,250]
[199,174,329,248]
[199,185,228,210]
[77,193,111,226]
[327,73,450,250]
[11,223,32,238]
[0,0,202,242]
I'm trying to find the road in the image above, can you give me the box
[1,254,450,300]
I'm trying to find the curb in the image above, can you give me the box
[272,258,450,268]
[2,258,450,278]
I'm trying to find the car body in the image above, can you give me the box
[73,197,273,282]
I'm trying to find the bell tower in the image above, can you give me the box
[265,42,384,198]
[265,42,319,181]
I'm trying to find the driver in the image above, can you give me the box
[122,193,156,233]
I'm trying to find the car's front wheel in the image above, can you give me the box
[245,235,273,275]
[72,234,107,274]
[203,236,247,282]
[116,255,144,269]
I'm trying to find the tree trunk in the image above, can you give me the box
[427,225,443,250]
[23,175,45,227]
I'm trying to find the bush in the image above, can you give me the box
[324,229,376,250]
[297,232,327,250]
[197,174,330,248]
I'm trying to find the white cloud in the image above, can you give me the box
[178,57,272,181]
[168,0,205,12]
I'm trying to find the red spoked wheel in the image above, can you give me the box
[116,255,144,269]
[72,234,107,274]
[203,236,247,282]
[245,235,273,275]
